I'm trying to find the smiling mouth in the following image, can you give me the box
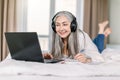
[59,31,67,35]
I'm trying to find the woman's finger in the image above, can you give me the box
[74,53,85,59]
[43,53,53,59]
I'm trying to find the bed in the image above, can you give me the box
[0,48,120,80]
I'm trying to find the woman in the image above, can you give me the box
[43,11,104,63]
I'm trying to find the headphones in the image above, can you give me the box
[51,11,77,32]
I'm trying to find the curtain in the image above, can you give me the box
[83,0,109,47]
[0,0,16,61]
[83,0,109,39]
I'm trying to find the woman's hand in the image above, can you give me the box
[43,53,53,59]
[74,53,91,63]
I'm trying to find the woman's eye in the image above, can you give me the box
[56,24,60,27]
[55,23,60,26]
[63,24,68,26]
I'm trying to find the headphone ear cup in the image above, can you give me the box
[51,22,56,32]
[71,19,77,32]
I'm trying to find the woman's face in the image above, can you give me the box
[55,15,71,39]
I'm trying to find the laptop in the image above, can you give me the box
[5,32,63,63]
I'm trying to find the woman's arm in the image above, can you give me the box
[79,31,104,63]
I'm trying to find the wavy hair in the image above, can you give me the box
[50,11,80,59]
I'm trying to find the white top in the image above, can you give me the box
[78,31,104,63]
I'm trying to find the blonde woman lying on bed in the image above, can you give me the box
[43,11,105,63]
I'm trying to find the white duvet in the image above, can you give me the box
[0,48,120,77]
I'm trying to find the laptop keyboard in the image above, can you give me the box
[44,59,64,63]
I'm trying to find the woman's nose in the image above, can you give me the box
[59,26,64,30]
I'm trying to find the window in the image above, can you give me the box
[55,0,77,16]
[27,0,50,51]
[17,0,84,52]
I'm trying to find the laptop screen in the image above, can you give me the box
[5,32,44,63]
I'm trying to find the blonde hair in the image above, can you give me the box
[50,11,80,59]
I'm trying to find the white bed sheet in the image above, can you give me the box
[0,75,120,80]
[0,48,120,80]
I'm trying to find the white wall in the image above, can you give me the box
[109,0,120,44]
